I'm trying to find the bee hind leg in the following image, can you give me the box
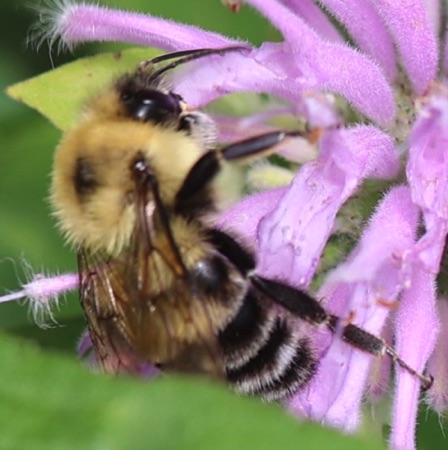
[207,229,434,391]
[250,275,434,391]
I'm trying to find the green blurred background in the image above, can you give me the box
[0,1,446,448]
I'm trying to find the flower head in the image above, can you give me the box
[5,1,448,449]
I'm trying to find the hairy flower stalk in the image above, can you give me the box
[4,1,448,449]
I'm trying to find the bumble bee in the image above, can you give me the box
[51,47,432,400]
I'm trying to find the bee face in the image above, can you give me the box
[51,117,203,254]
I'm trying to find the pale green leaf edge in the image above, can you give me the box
[6,48,158,130]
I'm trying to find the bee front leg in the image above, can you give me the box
[174,131,302,212]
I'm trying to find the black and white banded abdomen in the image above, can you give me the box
[218,289,318,402]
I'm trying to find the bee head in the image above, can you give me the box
[115,73,217,150]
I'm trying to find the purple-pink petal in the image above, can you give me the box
[326,186,418,297]
[172,46,298,108]
[278,0,344,44]
[245,0,395,124]
[213,108,295,142]
[173,43,343,125]
[407,94,448,272]
[422,0,442,37]
[256,126,398,285]
[289,285,371,431]
[300,91,342,129]
[77,329,92,357]
[54,3,241,51]
[366,320,393,402]
[217,188,285,243]
[289,186,419,429]
[25,272,78,299]
[390,266,438,450]
[408,96,448,219]
[0,272,79,305]
[78,328,160,377]
[444,33,448,75]
[44,1,395,124]
[426,298,448,412]
[370,0,438,94]
[319,0,397,81]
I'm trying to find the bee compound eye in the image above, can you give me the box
[122,89,182,124]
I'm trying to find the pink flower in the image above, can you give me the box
[4,1,448,449]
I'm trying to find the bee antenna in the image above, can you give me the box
[141,46,250,83]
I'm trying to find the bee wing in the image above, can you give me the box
[119,166,225,377]
[78,250,147,374]
[118,196,225,377]
[77,183,225,378]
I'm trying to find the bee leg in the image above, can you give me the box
[206,229,434,390]
[220,131,303,160]
[175,131,302,209]
[131,153,188,276]
[251,275,434,391]
[207,228,256,274]
[326,316,434,390]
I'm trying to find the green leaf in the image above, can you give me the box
[0,333,385,450]
[6,48,158,131]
